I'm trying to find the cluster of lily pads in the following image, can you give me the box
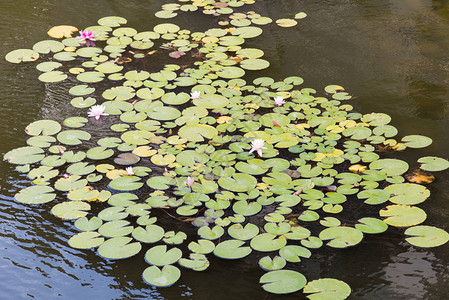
[4,1,449,299]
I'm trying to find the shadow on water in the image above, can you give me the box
[2,0,449,299]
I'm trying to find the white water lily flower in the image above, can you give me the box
[126,167,134,176]
[249,139,267,157]
[190,91,201,100]
[88,104,108,120]
[184,176,194,187]
[274,96,285,106]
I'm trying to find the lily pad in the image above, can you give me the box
[68,232,104,249]
[401,135,432,148]
[380,205,427,227]
[5,49,39,63]
[15,185,55,204]
[98,236,141,259]
[384,183,430,205]
[260,270,307,294]
[418,156,449,172]
[405,225,449,248]
[214,239,252,259]
[51,201,90,219]
[25,120,61,136]
[142,265,181,287]
[319,227,363,248]
[303,278,351,300]
[250,233,287,252]
[145,245,182,266]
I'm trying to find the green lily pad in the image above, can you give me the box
[142,265,181,287]
[4,146,44,164]
[163,231,187,245]
[228,223,259,240]
[357,189,390,205]
[38,71,67,83]
[401,135,432,148]
[15,185,56,204]
[77,71,105,83]
[214,239,252,259]
[98,220,133,237]
[418,156,449,172]
[69,84,95,96]
[25,120,61,136]
[98,236,141,259]
[218,173,257,192]
[103,86,135,101]
[132,225,165,243]
[258,256,286,271]
[198,225,225,240]
[279,245,311,263]
[380,205,427,227]
[57,130,91,145]
[319,227,363,248]
[5,49,39,63]
[250,233,287,252]
[63,117,88,128]
[75,216,103,232]
[87,147,114,160]
[384,183,430,205]
[303,278,351,300]
[355,217,388,234]
[51,201,90,219]
[260,270,307,294]
[369,159,408,176]
[109,176,143,191]
[54,175,87,191]
[188,239,215,254]
[68,232,104,249]
[405,225,449,248]
[145,245,182,266]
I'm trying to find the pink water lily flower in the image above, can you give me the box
[190,91,201,100]
[78,29,96,41]
[249,139,267,157]
[185,176,194,187]
[88,105,108,120]
[274,96,285,106]
[125,167,134,176]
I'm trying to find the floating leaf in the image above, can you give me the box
[4,146,44,164]
[319,227,363,248]
[98,237,141,259]
[418,156,449,172]
[68,232,104,249]
[145,245,182,266]
[355,217,388,234]
[384,183,430,205]
[250,233,287,252]
[5,49,39,63]
[258,256,286,271]
[51,201,90,219]
[303,278,351,300]
[142,265,181,287]
[405,225,449,248]
[214,239,252,259]
[15,185,56,204]
[380,205,427,227]
[260,270,307,294]
[47,25,78,38]
[401,135,432,148]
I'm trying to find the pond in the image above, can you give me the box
[1,0,449,299]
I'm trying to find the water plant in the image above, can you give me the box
[4,0,449,298]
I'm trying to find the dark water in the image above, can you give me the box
[1,0,449,299]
